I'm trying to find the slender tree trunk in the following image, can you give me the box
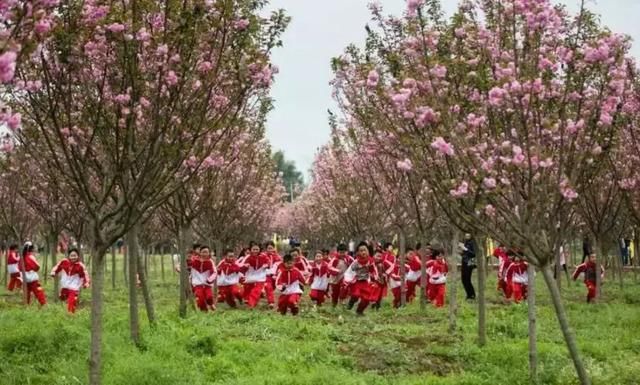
[123,245,128,286]
[126,228,140,346]
[111,246,116,290]
[161,253,166,282]
[43,244,49,284]
[616,246,623,290]
[528,263,537,384]
[555,247,562,292]
[634,234,639,283]
[89,246,107,385]
[49,232,59,301]
[136,238,156,326]
[144,248,149,277]
[19,248,29,304]
[420,249,427,310]
[178,224,193,318]
[595,240,603,301]
[399,232,407,307]
[541,265,591,385]
[214,240,222,307]
[448,231,459,333]
[477,238,487,347]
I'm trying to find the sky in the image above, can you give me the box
[263,0,640,180]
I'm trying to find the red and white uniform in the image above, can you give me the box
[572,261,604,302]
[294,256,311,276]
[493,248,512,298]
[505,261,528,303]
[23,252,47,305]
[6,250,21,291]
[241,253,271,308]
[190,258,217,311]
[328,253,354,306]
[309,260,330,306]
[427,259,448,307]
[264,251,282,306]
[217,259,243,308]
[382,251,396,265]
[51,258,90,313]
[405,253,422,302]
[345,257,379,314]
[276,267,305,315]
[385,261,404,308]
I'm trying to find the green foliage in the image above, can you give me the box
[1,259,640,384]
[272,150,304,201]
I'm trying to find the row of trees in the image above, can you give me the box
[0,1,290,384]
[275,1,639,384]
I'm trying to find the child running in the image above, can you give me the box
[191,245,217,312]
[309,250,330,307]
[427,246,448,307]
[22,242,47,306]
[217,248,243,308]
[240,242,271,308]
[344,242,378,315]
[50,248,90,313]
[505,250,528,303]
[328,243,354,307]
[572,253,605,303]
[276,254,305,315]
[6,244,21,292]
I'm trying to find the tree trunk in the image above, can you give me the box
[161,253,166,282]
[111,246,116,290]
[541,265,591,385]
[123,245,128,286]
[595,240,603,301]
[43,244,49,284]
[554,247,562,292]
[49,232,59,301]
[136,237,156,326]
[178,224,193,318]
[616,246,623,290]
[528,263,537,384]
[419,249,427,310]
[18,248,29,304]
[214,240,222,307]
[448,232,459,334]
[399,232,407,307]
[144,248,149,277]
[89,246,107,385]
[477,238,487,347]
[126,228,140,346]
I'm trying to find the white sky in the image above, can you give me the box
[264,0,640,180]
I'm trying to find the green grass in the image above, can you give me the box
[1,255,639,385]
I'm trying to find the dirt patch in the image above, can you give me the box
[342,342,461,376]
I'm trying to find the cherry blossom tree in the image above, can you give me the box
[1,0,288,383]
[330,1,636,383]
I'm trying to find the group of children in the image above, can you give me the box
[5,242,90,312]
[178,240,451,316]
[4,239,605,315]
[492,245,605,303]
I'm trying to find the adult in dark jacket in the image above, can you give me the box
[460,233,476,300]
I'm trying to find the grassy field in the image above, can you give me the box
[1,255,639,385]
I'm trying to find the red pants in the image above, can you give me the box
[330,281,349,306]
[243,282,265,308]
[278,294,300,315]
[391,286,402,308]
[264,277,276,305]
[26,281,47,305]
[585,280,596,302]
[499,279,512,299]
[406,280,418,302]
[512,283,527,303]
[193,285,214,311]
[60,288,79,313]
[218,285,242,308]
[7,274,22,291]
[430,284,446,307]
[349,281,371,314]
[310,289,326,306]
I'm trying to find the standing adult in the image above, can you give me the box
[460,233,476,300]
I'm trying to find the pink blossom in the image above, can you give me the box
[454,28,466,38]
[430,65,447,78]
[560,178,578,201]
[6,113,21,130]
[396,158,413,172]
[488,87,507,106]
[483,177,497,189]
[113,94,131,104]
[367,70,379,87]
[450,181,469,198]
[407,0,424,16]
[599,112,612,126]
[0,51,17,83]
[106,23,126,33]
[403,78,416,89]
[566,119,584,134]
[415,106,437,126]
[136,28,151,41]
[35,19,52,35]
[539,158,553,168]
[430,137,454,156]
[0,140,14,153]
[156,44,169,56]
[233,19,250,31]
[484,204,496,217]
[139,97,151,108]
[165,71,178,86]
[197,61,213,73]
